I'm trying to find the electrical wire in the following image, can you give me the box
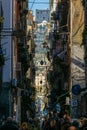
[29,2,50,4]
[30,0,36,10]
[29,1,50,10]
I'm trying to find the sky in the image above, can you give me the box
[28,0,49,16]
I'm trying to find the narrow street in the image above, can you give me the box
[0,0,87,130]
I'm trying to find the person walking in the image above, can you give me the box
[42,117,50,130]
[61,114,71,130]
[21,122,29,130]
[68,125,78,130]
[48,117,57,130]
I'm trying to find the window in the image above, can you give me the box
[43,17,45,20]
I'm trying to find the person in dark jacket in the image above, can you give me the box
[61,115,71,130]
[0,116,19,130]
[49,118,57,130]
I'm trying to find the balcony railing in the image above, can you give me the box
[12,29,26,38]
[18,0,26,3]
[51,11,59,21]
[23,9,28,15]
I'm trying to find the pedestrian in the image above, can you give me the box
[49,117,57,130]
[72,119,80,129]
[68,125,78,130]
[21,122,29,130]
[42,117,50,130]
[61,114,71,130]
[0,116,19,130]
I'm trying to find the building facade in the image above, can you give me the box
[0,0,13,119]
[48,0,70,113]
[48,0,86,117]
[36,9,50,23]
[0,0,35,123]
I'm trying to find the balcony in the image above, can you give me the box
[23,9,28,15]
[12,29,26,38]
[18,42,24,47]
[51,11,59,21]
[19,12,23,18]
[18,5,22,11]
[18,47,26,52]
[18,0,26,3]
[19,53,30,71]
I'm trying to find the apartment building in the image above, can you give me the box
[0,0,29,122]
[49,0,86,117]
[36,9,50,23]
[0,0,14,119]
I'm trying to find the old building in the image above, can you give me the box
[0,0,35,122]
[48,0,85,117]
[0,0,14,119]
[48,0,70,113]
[36,9,50,23]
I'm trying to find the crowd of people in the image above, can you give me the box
[0,111,87,130]
[41,111,87,130]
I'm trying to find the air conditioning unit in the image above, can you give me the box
[16,62,21,71]
[12,78,17,87]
